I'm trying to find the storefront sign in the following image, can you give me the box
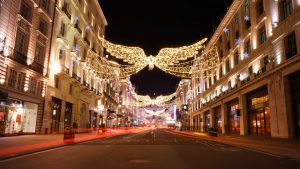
[16,114,21,123]
[0,112,5,121]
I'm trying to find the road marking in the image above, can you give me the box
[129,160,150,164]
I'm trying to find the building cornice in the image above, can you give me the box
[205,0,243,51]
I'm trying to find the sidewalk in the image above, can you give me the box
[172,129,300,161]
[0,127,147,160]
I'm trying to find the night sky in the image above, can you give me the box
[100,0,233,97]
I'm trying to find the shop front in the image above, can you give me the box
[227,99,240,134]
[89,110,97,129]
[213,106,222,132]
[204,111,210,132]
[64,102,72,128]
[290,71,300,138]
[0,98,38,135]
[51,97,62,133]
[247,87,271,136]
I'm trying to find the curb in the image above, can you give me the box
[0,131,133,162]
[168,130,300,161]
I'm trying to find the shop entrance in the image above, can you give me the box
[249,107,271,136]
[204,111,210,132]
[51,97,62,133]
[213,106,222,132]
[290,72,300,138]
[64,102,72,128]
[247,86,271,136]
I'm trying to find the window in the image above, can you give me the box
[54,75,59,88]
[15,30,28,54]
[258,25,266,44]
[256,0,264,17]
[234,51,239,66]
[235,31,239,39]
[8,69,18,88]
[281,0,293,20]
[35,44,45,64]
[69,84,73,95]
[60,22,66,36]
[38,18,48,35]
[285,32,297,59]
[72,60,77,75]
[59,49,65,60]
[248,66,253,74]
[227,41,230,51]
[245,17,251,29]
[263,56,269,66]
[16,72,26,91]
[37,81,43,97]
[219,65,223,78]
[244,39,251,54]
[226,59,230,73]
[40,0,49,12]
[244,0,250,12]
[20,1,32,21]
[29,78,37,94]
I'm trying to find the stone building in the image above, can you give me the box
[0,0,55,135]
[190,0,300,138]
[42,0,119,133]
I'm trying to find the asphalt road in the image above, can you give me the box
[0,129,299,169]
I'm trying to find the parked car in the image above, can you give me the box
[208,128,218,136]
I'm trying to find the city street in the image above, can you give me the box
[0,129,299,169]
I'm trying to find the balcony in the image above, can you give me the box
[62,65,69,75]
[11,49,27,66]
[62,6,71,20]
[72,73,81,83]
[30,61,44,74]
[84,37,90,45]
[82,80,90,88]
[74,23,82,35]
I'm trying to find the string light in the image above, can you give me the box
[100,37,209,78]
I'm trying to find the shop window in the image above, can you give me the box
[285,32,297,59]
[8,69,17,88]
[38,18,48,35]
[256,0,264,18]
[280,0,293,20]
[20,0,32,22]
[258,25,266,45]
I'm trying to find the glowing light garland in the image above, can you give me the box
[134,93,176,106]
[99,37,211,78]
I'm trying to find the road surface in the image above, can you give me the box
[0,129,299,169]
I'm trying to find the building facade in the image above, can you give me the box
[42,0,120,133]
[190,0,300,139]
[175,79,191,130]
[0,0,55,135]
